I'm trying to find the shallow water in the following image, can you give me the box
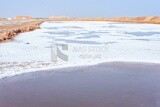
[0,62,160,107]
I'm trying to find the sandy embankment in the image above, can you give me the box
[48,16,160,24]
[106,16,160,24]
[0,21,43,42]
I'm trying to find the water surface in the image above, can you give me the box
[0,62,160,107]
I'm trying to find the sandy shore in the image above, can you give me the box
[0,62,160,107]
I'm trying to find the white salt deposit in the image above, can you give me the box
[0,21,160,78]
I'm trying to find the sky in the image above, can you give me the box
[0,0,160,18]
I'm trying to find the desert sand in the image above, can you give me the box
[47,16,160,24]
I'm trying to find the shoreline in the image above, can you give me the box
[1,61,160,79]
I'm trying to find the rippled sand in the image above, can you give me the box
[0,62,160,107]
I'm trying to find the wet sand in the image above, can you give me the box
[0,62,160,107]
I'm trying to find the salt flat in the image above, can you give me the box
[0,21,160,78]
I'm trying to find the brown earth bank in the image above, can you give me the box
[0,21,44,42]
[107,16,160,24]
[47,16,160,24]
[1,16,160,23]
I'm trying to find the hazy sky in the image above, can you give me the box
[0,0,160,18]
